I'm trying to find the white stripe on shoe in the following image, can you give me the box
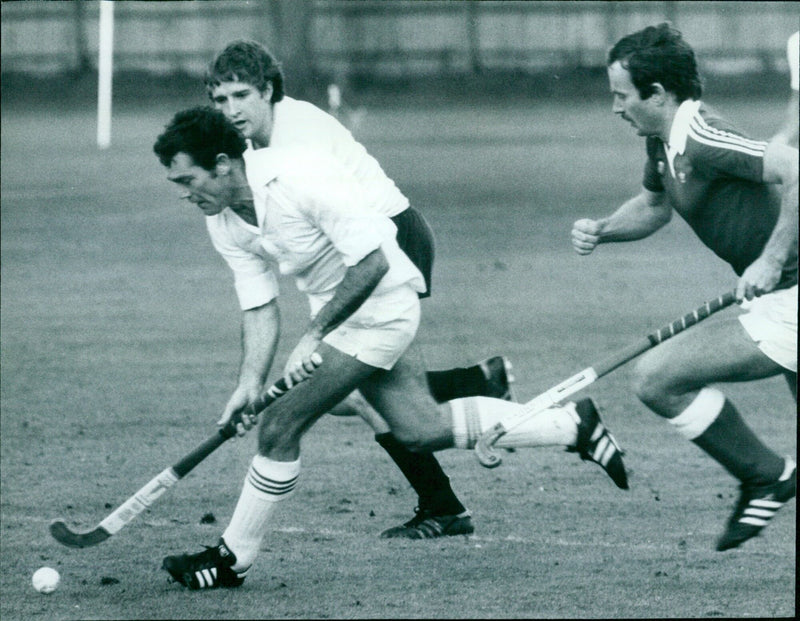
[736,498,786,528]
[593,435,610,464]
[195,567,217,589]
[740,516,769,527]
[599,440,617,467]
[749,499,784,510]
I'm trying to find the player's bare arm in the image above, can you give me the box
[771,90,799,146]
[572,188,670,254]
[283,247,389,385]
[218,300,281,434]
[737,141,799,300]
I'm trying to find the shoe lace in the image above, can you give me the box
[187,545,229,571]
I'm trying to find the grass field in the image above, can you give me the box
[1,89,796,620]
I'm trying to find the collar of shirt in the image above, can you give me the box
[665,99,702,178]
[241,148,281,230]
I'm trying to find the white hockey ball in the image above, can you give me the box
[32,567,60,593]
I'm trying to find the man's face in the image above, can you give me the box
[209,80,273,141]
[607,61,663,137]
[166,152,233,216]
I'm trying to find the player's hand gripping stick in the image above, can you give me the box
[50,356,321,548]
[474,291,737,468]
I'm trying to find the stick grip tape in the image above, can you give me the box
[592,290,737,378]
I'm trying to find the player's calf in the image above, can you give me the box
[449,395,629,488]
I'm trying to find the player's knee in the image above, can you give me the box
[257,415,302,454]
[327,400,360,417]
[329,391,380,419]
[390,427,435,452]
[632,355,671,410]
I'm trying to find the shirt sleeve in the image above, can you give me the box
[687,132,766,184]
[205,215,279,310]
[286,153,395,267]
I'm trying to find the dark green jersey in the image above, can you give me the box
[643,100,797,288]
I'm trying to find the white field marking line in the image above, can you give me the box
[268,526,668,551]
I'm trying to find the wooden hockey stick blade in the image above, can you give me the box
[473,423,506,468]
[475,291,737,467]
[49,520,111,549]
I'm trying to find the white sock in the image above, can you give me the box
[450,396,578,450]
[222,454,300,572]
[667,387,724,440]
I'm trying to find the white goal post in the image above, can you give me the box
[97,0,114,149]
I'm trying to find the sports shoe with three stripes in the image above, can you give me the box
[567,398,629,490]
[716,458,796,552]
[380,508,474,539]
[162,538,247,589]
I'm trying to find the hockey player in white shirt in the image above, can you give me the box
[202,40,518,539]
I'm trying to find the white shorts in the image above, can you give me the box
[738,285,797,372]
[323,285,420,370]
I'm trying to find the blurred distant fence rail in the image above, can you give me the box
[1,0,796,79]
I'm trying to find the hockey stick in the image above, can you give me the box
[475,291,738,468]
[50,359,319,548]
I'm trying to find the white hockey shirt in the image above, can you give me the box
[205,147,425,318]
[267,97,409,218]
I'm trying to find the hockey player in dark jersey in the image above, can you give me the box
[572,23,797,552]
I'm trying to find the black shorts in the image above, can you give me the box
[391,207,435,299]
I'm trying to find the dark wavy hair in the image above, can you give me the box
[153,106,247,170]
[204,40,285,103]
[608,22,703,102]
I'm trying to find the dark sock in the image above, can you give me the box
[692,399,785,486]
[375,433,466,515]
[426,365,486,402]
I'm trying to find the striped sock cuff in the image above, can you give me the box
[247,455,300,499]
[450,398,483,449]
[668,387,725,440]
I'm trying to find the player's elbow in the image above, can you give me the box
[370,247,390,280]
[763,142,799,187]
[654,206,672,228]
[648,200,672,230]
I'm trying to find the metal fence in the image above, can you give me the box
[1,1,797,78]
